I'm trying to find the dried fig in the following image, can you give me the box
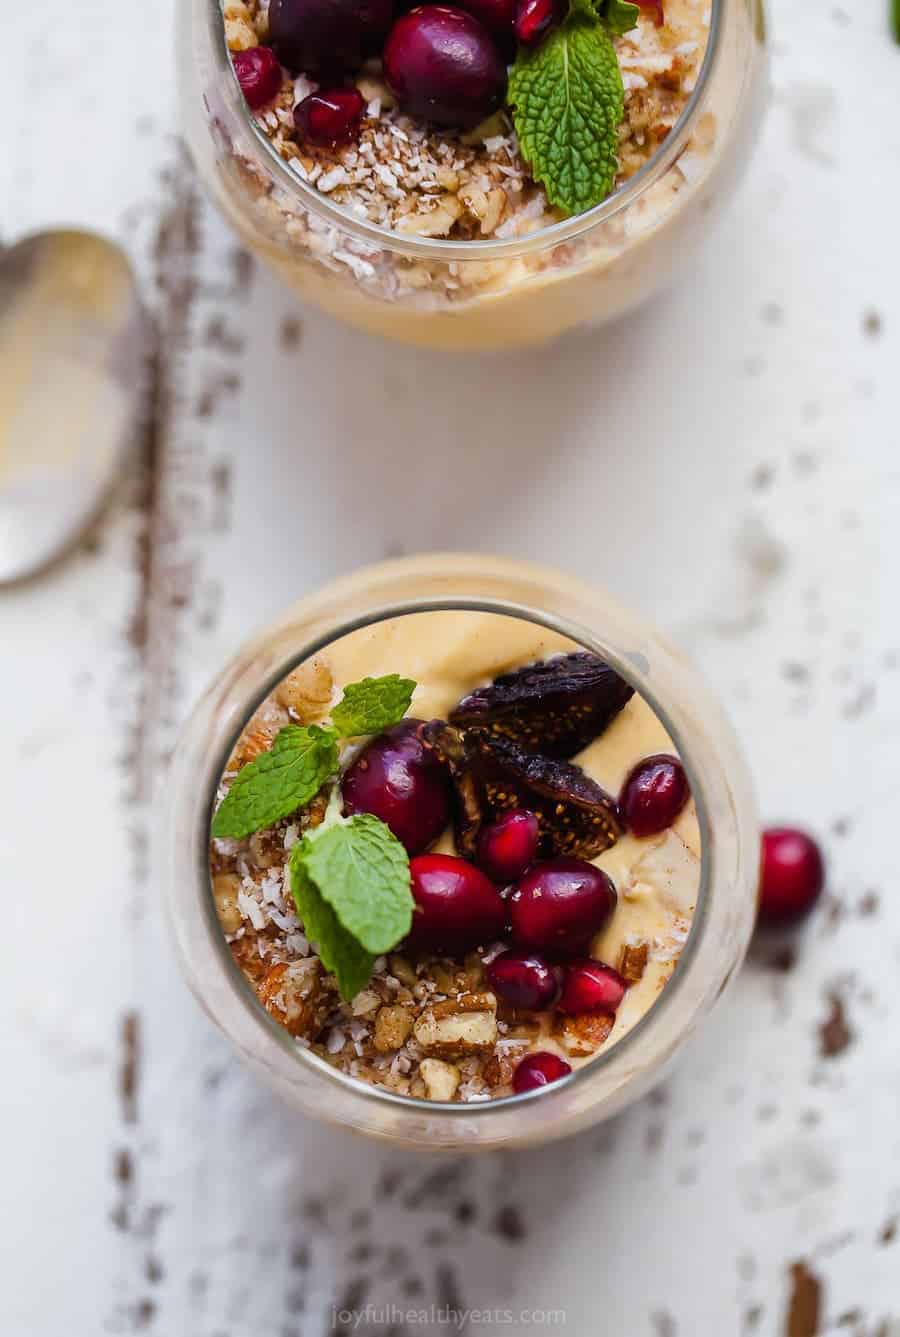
[450,652,634,759]
[422,723,622,861]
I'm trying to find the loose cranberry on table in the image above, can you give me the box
[557,960,626,1015]
[619,754,690,838]
[476,809,540,884]
[232,46,283,110]
[269,0,394,76]
[509,858,617,955]
[294,88,365,148]
[515,0,565,47]
[486,951,560,1010]
[383,6,507,128]
[513,1051,572,1093]
[406,853,507,954]
[758,827,825,924]
[341,720,451,856]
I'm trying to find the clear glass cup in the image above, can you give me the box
[179,0,767,350]
[166,555,759,1149]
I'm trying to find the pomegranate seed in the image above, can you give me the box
[341,721,451,855]
[486,951,560,1010]
[456,0,517,47]
[758,827,824,923]
[383,6,507,128]
[515,0,565,45]
[477,809,540,884]
[619,754,690,838]
[294,88,365,148]
[637,0,665,25]
[232,46,283,110]
[269,0,394,76]
[407,854,507,955]
[557,960,626,1014]
[509,858,617,955]
[512,1051,572,1093]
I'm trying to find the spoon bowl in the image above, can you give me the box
[0,229,145,584]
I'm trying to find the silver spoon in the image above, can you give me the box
[0,229,145,584]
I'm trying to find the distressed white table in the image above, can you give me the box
[2,2,898,1334]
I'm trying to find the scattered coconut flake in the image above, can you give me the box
[326,1027,346,1054]
[237,891,266,931]
[283,824,300,850]
[318,166,348,193]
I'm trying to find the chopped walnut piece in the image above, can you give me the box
[224,1,259,50]
[619,941,650,985]
[351,990,382,1017]
[388,955,418,988]
[274,658,334,722]
[420,1058,462,1101]
[482,1052,516,1089]
[374,1005,414,1053]
[257,959,326,1039]
[212,874,243,936]
[558,1012,615,1058]
[396,195,463,237]
[414,993,498,1058]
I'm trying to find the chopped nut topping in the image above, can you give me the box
[619,940,650,985]
[274,658,334,721]
[257,960,327,1039]
[212,873,243,936]
[414,993,498,1058]
[420,1058,462,1101]
[374,1005,414,1052]
[558,1012,615,1057]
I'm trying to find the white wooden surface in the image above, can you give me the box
[2,2,899,1334]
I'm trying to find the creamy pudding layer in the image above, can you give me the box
[209,612,700,1103]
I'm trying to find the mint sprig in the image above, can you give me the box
[509,0,626,216]
[290,842,376,1001]
[212,673,419,840]
[212,724,339,839]
[599,0,640,35]
[331,674,416,737]
[290,813,413,1000]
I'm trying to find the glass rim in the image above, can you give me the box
[208,0,725,262]
[197,592,717,1117]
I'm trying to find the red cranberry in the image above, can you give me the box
[383,6,507,128]
[486,951,559,1010]
[557,960,626,1015]
[758,827,824,923]
[232,46,284,110]
[509,858,617,955]
[619,754,690,838]
[406,854,507,954]
[515,0,565,46]
[512,1051,572,1093]
[294,88,365,147]
[342,720,451,856]
[477,810,540,884]
[269,0,394,76]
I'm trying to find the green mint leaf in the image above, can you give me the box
[509,5,625,216]
[599,0,640,35]
[301,814,413,955]
[893,0,900,42]
[331,674,416,737]
[289,843,375,1001]
[211,725,339,839]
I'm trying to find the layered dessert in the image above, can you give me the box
[181,0,765,345]
[209,612,701,1103]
